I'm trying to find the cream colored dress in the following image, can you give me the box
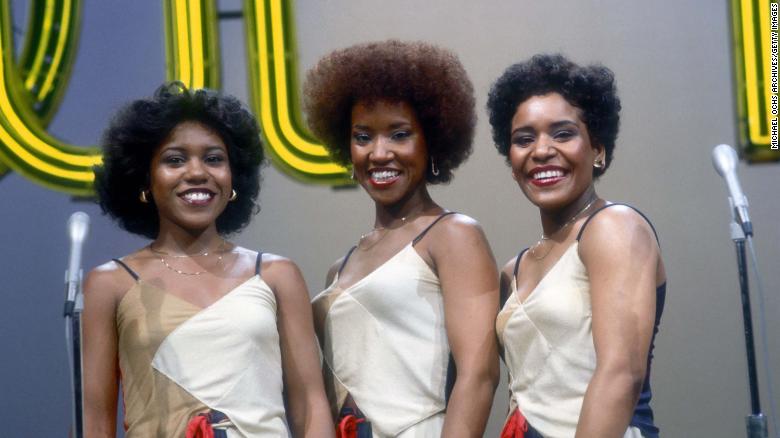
[312,215,455,438]
[496,200,668,438]
[114,256,289,437]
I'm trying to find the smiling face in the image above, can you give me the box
[149,121,232,236]
[350,99,429,208]
[509,93,604,212]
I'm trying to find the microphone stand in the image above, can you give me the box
[728,198,768,438]
[64,271,85,438]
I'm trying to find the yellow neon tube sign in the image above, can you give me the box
[0,0,349,195]
[244,0,349,183]
[731,0,779,161]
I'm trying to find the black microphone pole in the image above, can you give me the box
[65,212,89,438]
[712,144,768,438]
[730,205,767,438]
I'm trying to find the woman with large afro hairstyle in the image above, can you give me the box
[488,54,665,438]
[305,40,500,437]
[84,82,334,437]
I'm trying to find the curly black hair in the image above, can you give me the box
[302,40,476,184]
[94,82,265,239]
[486,53,621,177]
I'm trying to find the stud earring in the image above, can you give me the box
[139,190,150,203]
[229,189,238,201]
[593,160,604,169]
[431,159,440,177]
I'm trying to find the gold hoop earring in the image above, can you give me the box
[431,159,440,177]
[139,190,150,203]
[229,189,238,201]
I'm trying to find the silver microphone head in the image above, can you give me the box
[712,144,738,178]
[68,211,90,244]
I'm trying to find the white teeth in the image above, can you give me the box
[370,170,400,181]
[533,170,564,180]
[182,191,212,202]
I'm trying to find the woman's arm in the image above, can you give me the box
[264,255,335,438]
[430,215,500,438]
[576,206,661,438]
[82,265,123,438]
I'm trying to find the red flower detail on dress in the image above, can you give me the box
[186,413,214,438]
[337,413,366,438]
[501,408,529,438]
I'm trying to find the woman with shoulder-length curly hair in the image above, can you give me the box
[305,40,500,437]
[488,54,665,438]
[84,82,334,437]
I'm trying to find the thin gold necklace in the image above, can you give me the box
[529,197,598,260]
[149,239,226,257]
[357,212,418,251]
[357,227,390,251]
[151,240,227,275]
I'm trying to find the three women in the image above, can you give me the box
[84,45,663,438]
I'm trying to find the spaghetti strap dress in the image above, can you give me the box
[311,212,456,438]
[496,204,665,438]
[112,252,290,437]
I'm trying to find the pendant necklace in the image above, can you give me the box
[357,210,422,251]
[357,217,411,251]
[529,197,597,260]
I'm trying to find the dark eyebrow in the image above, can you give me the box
[159,145,226,153]
[352,122,412,131]
[511,119,579,136]
[159,146,186,153]
[549,120,578,130]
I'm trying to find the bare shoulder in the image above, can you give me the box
[579,204,659,257]
[83,260,136,305]
[250,251,307,295]
[259,252,301,275]
[581,205,656,242]
[423,213,497,277]
[429,212,489,247]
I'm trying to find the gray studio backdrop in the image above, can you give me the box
[1,1,778,437]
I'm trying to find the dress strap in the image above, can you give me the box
[575,203,660,245]
[513,248,529,279]
[412,211,457,246]
[337,246,358,275]
[112,258,139,281]
[501,248,528,309]
[255,252,263,276]
[338,212,455,275]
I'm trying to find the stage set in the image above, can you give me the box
[0,1,778,437]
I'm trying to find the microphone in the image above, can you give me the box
[712,144,753,237]
[65,212,90,316]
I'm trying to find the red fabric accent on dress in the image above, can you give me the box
[501,408,529,438]
[336,413,366,438]
[186,414,214,438]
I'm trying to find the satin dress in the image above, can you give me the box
[113,255,290,437]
